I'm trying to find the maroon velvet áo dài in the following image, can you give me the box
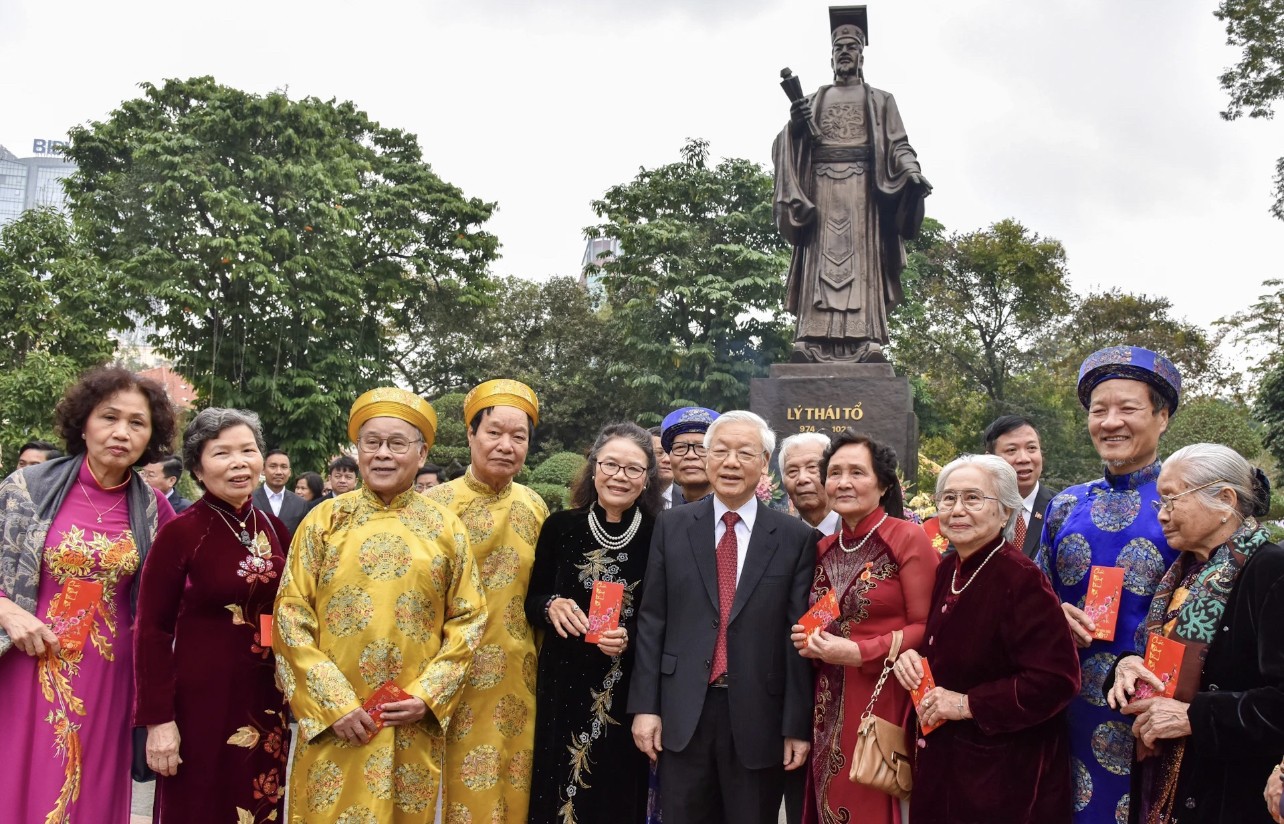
[909,539,1080,824]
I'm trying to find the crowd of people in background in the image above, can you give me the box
[0,345,1281,824]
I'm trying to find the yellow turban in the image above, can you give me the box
[463,379,539,427]
[348,387,438,449]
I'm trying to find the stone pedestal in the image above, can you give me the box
[750,363,919,485]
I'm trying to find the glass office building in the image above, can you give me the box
[0,144,75,227]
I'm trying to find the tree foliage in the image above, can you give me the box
[1216,277,1284,391]
[1258,357,1284,477]
[394,275,646,456]
[1162,396,1263,460]
[0,209,127,457]
[586,138,792,420]
[63,76,498,469]
[1214,0,1284,218]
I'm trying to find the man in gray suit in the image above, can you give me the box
[630,410,816,824]
[983,415,1059,557]
[252,448,309,534]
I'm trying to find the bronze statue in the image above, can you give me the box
[773,6,931,363]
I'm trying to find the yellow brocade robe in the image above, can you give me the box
[427,469,549,824]
[274,487,487,823]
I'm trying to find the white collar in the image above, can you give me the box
[1021,482,1040,513]
[712,495,758,531]
[813,509,841,536]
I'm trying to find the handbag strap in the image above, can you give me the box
[860,629,903,722]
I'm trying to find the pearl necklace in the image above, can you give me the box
[950,543,1004,595]
[587,506,641,552]
[837,512,888,554]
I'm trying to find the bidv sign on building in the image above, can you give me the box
[31,139,69,155]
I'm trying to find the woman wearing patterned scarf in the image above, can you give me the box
[1106,443,1284,824]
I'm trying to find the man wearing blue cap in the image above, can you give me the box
[1037,345,1183,824]
[661,407,720,508]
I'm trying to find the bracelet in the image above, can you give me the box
[543,595,559,625]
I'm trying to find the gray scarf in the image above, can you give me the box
[0,454,159,657]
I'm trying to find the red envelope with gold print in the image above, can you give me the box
[49,579,103,653]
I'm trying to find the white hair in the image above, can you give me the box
[704,410,776,457]
[935,454,1023,542]
[777,432,832,476]
[1163,443,1268,519]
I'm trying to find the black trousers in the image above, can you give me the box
[657,688,785,824]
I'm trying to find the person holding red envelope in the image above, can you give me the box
[133,408,292,823]
[788,431,937,824]
[893,454,1079,823]
[526,422,663,824]
[1105,444,1284,824]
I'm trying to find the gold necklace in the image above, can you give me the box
[79,481,126,525]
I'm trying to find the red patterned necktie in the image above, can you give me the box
[1014,511,1028,548]
[710,510,740,683]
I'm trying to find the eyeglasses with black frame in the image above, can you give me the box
[669,443,707,458]
[1151,478,1227,513]
[597,460,647,480]
[357,435,424,455]
[935,490,1000,512]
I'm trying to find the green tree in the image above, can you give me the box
[1049,289,1226,395]
[63,76,498,469]
[1214,0,1284,218]
[1257,357,1284,477]
[393,275,647,456]
[0,209,127,457]
[1162,396,1263,459]
[890,218,1072,415]
[1216,278,1284,391]
[586,138,792,419]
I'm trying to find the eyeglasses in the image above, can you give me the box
[707,447,766,464]
[935,490,1000,512]
[670,443,707,458]
[597,460,647,480]
[357,435,423,455]
[1151,478,1227,513]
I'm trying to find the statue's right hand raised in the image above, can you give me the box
[790,98,813,129]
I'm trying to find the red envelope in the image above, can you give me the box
[585,581,625,644]
[49,579,103,653]
[909,658,944,734]
[797,589,840,636]
[1133,634,1185,701]
[1084,566,1125,641]
[362,680,412,733]
[259,614,273,649]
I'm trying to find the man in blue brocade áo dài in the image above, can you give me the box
[1037,346,1183,824]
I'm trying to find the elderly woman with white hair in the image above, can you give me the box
[893,454,1080,823]
[1105,443,1284,824]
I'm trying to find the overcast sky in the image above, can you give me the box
[2,0,1281,334]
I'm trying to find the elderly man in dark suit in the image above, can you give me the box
[983,415,1059,558]
[630,410,817,824]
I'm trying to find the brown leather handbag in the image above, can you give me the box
[848,629,913,800]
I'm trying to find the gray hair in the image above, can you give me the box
[183,408,267,488]
[936,454,1023,542]
[704,410,777,458]
[777,432,832,476]
[1162,443,1269,519]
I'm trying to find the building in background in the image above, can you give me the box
[0,142,76,227]
[580,236,620,298]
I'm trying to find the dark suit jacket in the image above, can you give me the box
[1022,483,1059,558]
[167,492,193,514]
[627,496,817,770]
[251,486,308,535]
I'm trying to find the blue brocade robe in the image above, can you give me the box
[1036,461,1179,824]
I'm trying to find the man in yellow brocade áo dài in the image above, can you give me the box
[274,388,487,824]
[427,379,549,824]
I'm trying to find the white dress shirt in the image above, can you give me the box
[1020,483,1041,529]
[812,509,841,537]
[711,496,758,582]
[266,487,284,516]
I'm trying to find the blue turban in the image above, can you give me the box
[660,407,720,452]
[1076,346,1181,414]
